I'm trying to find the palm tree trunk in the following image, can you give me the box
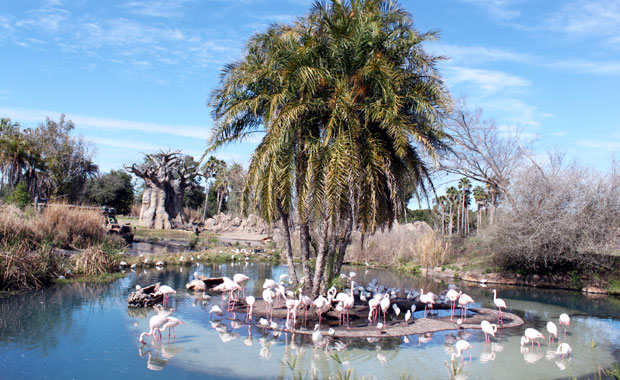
[278,203,298,285]
[448,203,453,236]
[202,183,210,221]
[332,213,353,279]
[311,215,330,298]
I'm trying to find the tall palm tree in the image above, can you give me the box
[458,178,471,235]
[446,187,458,236]
[435,195,447,234]
[473,185,487,233]
[208,0,450,296]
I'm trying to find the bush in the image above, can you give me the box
[487,158,619,273]
[6,182,31,209]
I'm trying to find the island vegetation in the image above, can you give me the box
[0,0,618,297]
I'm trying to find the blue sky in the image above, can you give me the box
[1,0,619,174]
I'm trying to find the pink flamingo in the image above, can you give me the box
[380,293,391,324]
[546,321,558,344]
[559,313,570,337]
[233,273,250,298]
[452,340,474,363]
[262,288,274,322]
[457,293,474,321]
[158,285,176,305]
[159,317,184,339]
[492,289,507,324]
[139,314,170,344]
[419,289,435,318]
[446,289,461,320]
[313,294,329,326]
[480,320,497,343]
[368,298,380,324]
[521,328,545,348]
[246,296,256,321]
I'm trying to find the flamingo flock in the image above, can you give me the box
[137,271,575,372]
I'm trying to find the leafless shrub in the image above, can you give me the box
[487,156,620,273]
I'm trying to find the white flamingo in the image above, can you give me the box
[158,285,176,305]
[446,289,461,320]
[419,288,435,318]
[139,314,170,344]
[480,320,498,342]
[556,342,571,358]
[457,293,474,321]
[159,317,184,339]
[262,288,275,322]
[559,313,570,337]
[451,340,474,363]
[233,273,250,298]
[546,321,558,344]
[492,289,507,324]
[521,328,545,348]
[380,293,391,324]
[246,296,256,321]
[312,324,322,347]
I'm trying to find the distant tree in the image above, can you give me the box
[200,156,226,221]
[85,170,134,214]
[0,115,97,201]
[439,101,530,220]
[472,185,487,233]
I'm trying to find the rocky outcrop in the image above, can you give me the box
[202,213,271,235]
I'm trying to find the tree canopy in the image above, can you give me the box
[208,0,451,296]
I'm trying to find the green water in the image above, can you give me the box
[0,262,618,380]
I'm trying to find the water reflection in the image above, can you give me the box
[0,262,619,380]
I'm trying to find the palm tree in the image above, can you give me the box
[208,0,450,296]
[446,187,458,236]
[458,178,471,235]
[215,180,229,215]
[473,185,487,233]
[201,156,226,220]
[435,195,447,234]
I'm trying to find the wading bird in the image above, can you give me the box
[492,289,507,324]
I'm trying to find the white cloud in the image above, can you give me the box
[430,43,532,64]
[0,107,212,140]
[444,67,530,94]
[546,0,620,45]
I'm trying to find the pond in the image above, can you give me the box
[1,262,619,380]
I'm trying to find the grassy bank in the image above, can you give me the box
[0,203,126,291]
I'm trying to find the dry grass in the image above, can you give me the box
[71,246,118,276]
[0,202,124,290]
[348,223,451,269]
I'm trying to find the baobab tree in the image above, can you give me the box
[126,151,199,229]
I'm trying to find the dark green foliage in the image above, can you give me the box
[85,170,134,214]
[6,181,32,209]
[183,181,205,210]
[401,208,433,224]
